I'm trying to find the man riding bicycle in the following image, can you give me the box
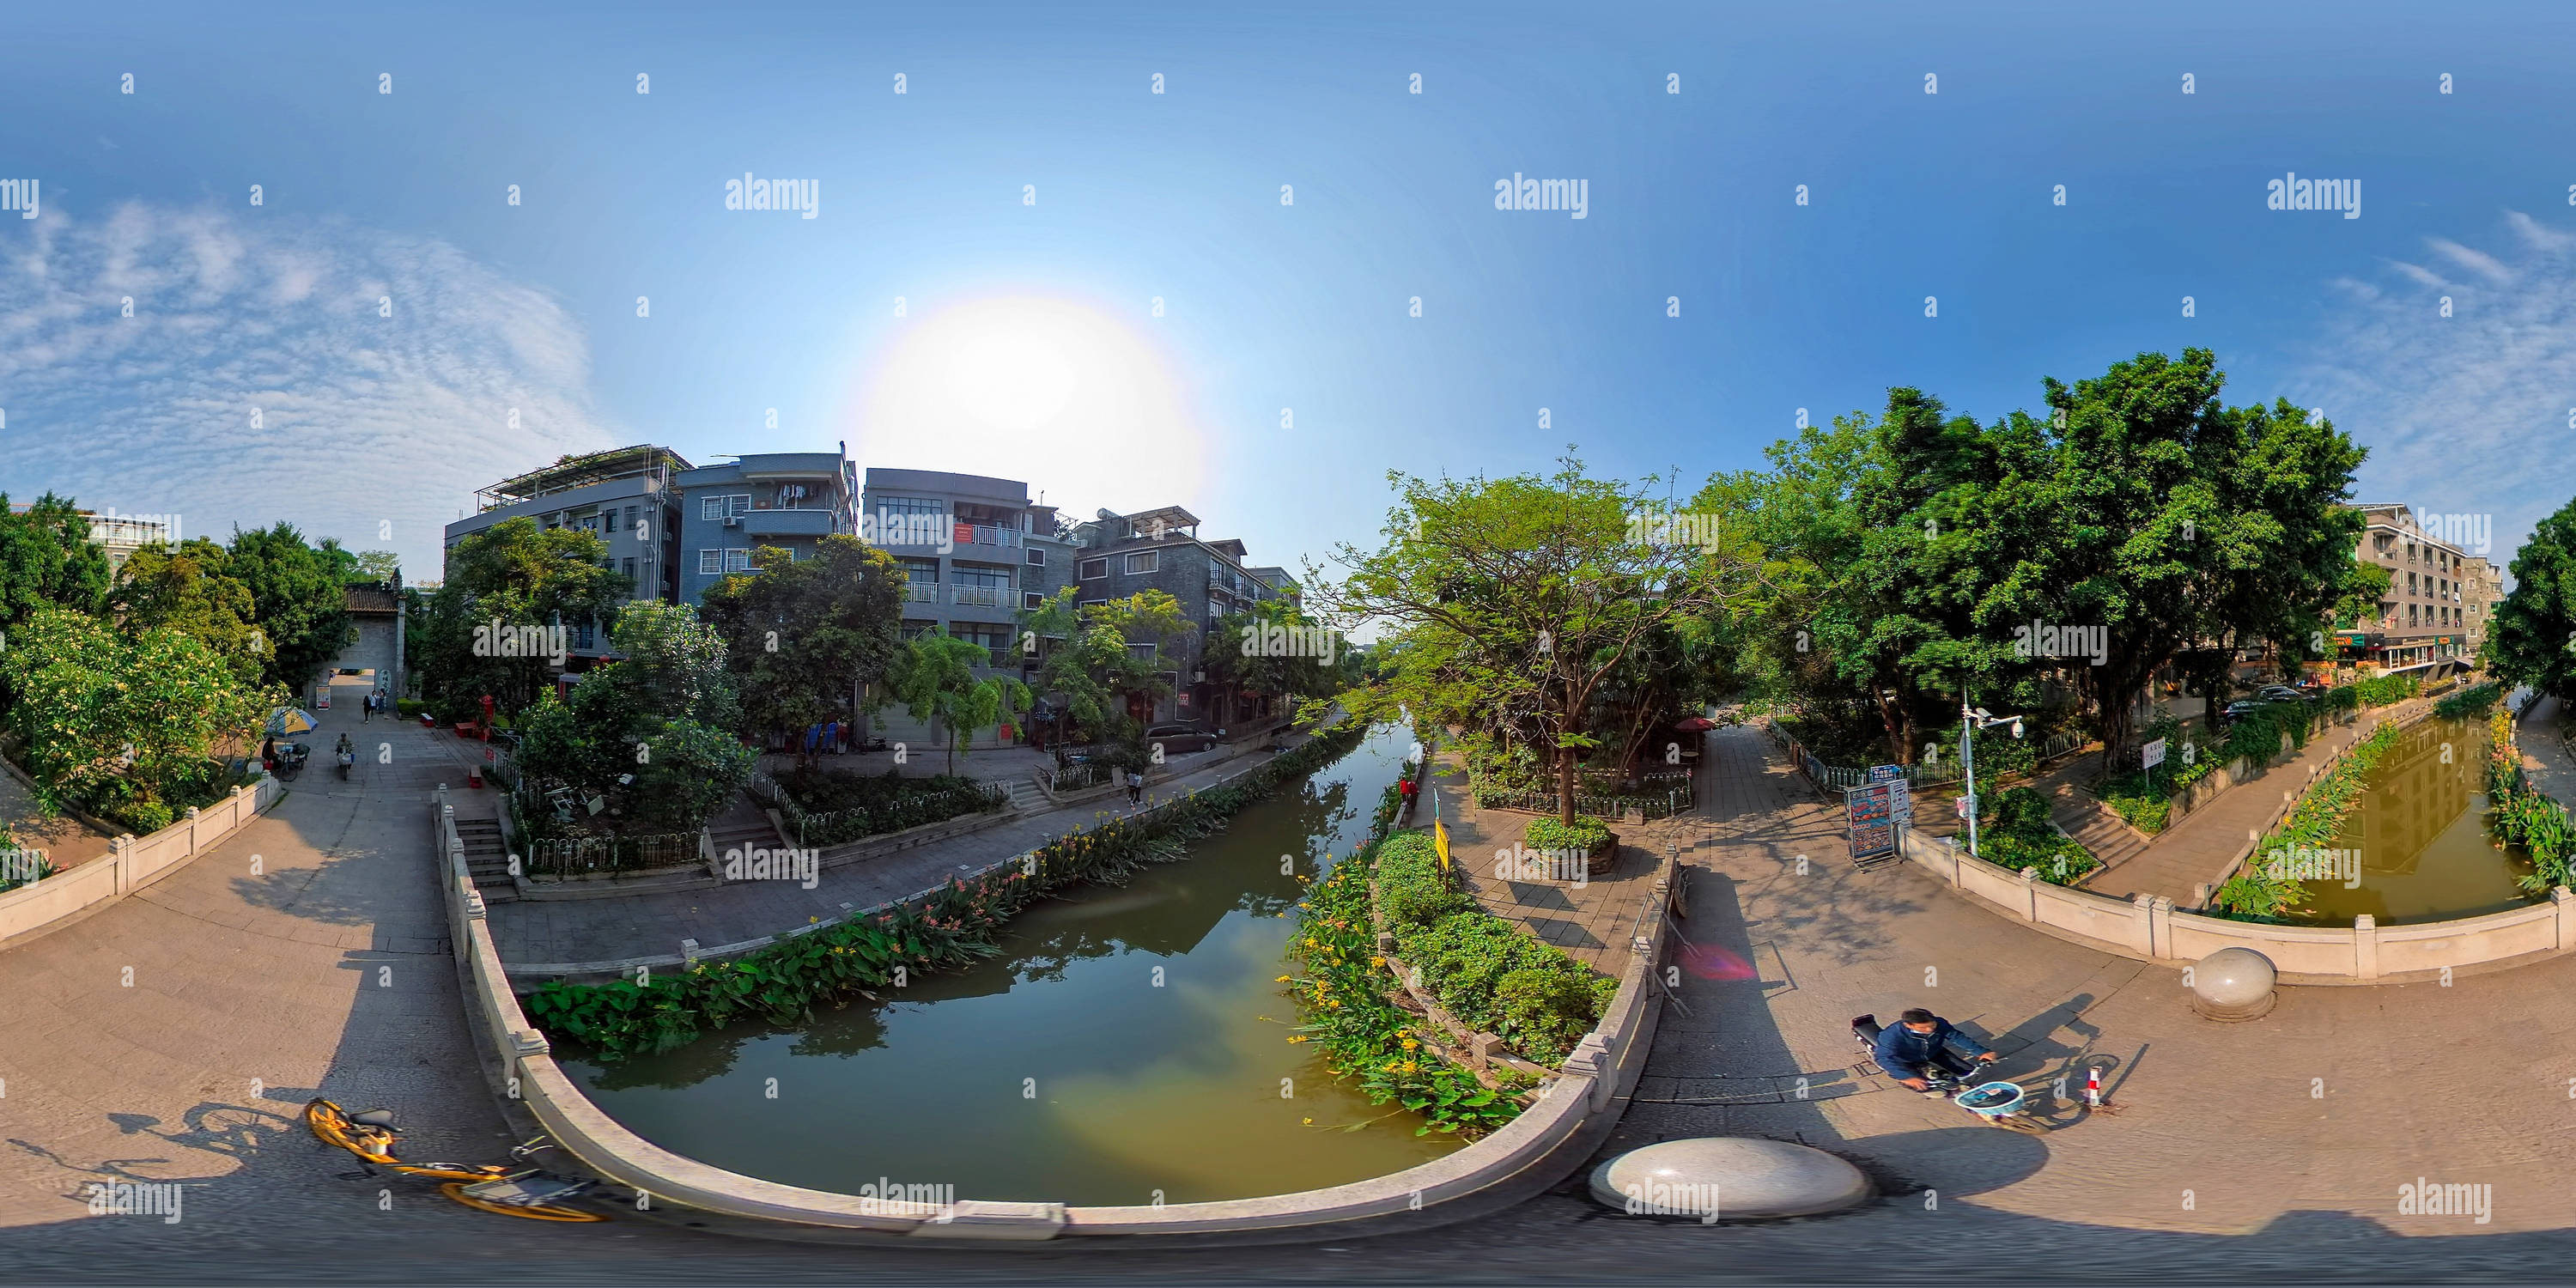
[1874,1007,1998,1092]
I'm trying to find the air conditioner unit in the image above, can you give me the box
[723,516,742,528]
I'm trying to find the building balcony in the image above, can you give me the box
[951,585,1008,608]
[905,584,939,604]
[739,507,839,538]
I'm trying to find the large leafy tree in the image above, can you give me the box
[2489,495,2576,698]
[416,517,630,719]
[601,599,739,730]
[888,629,1031,774]
[227,522,357,692]
[0,608,276,823]
[1203,596,1355,720]
[699,535,904,763]
[0,492,112,628]
[112,538,265,685]
[1309,453,1765,823]
[1017,587,1195,749]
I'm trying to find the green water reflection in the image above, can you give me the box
[2287,714,2537,926]
[560,727,1459,1205]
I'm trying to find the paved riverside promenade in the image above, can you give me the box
[13,693,2576,1276]
[487,733,1316,967]
[1609,720,2576,1236]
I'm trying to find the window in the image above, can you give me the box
[1208,600,1225,621]
[898,557,941,582]
[953,623,1014,654]
[1124,551,1158,574]
[702,494,751,520]
[1025,547,1044,566]
[900,619,937,641]
[1078,557,1108,580]
[875,495,945,519]
[1127,641,1157,660]
[726,548,753,574]
[622,556,637,584]
[699,550,724,575]
[949,564,1014,589]
[1024,592,1047,610]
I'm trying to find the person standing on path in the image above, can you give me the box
[1127,769,1144,805]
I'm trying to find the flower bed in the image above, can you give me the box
[525,722,1367,1060]
[1969,787,2099,885]
[2486,708,2574,892]
[1284,797,1522,1140]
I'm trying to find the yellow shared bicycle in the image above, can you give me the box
[303,1098,610,1222]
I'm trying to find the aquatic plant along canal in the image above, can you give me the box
[561,728,1458,1206]
[2285,713,2535,926]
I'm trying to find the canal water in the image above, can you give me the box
[2287,712,2537,926]
[560,727,1460,1205]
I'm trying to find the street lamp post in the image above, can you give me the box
[1959,692,2025,860]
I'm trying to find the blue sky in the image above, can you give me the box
[4,1,2575,578]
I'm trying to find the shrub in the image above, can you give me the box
[1971,785,2099,884]
[397,697,425,720]
[1376,831,1472,929]
[2434,680,2505,721]
[1402,910,1611,1062]
[118,800,176,835]
[1524,815,1612,855]
[1493,968,1607,1060]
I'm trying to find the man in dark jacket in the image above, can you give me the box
[1874,1007,1996,1091]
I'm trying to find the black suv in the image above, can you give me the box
[1146,724,1220,754]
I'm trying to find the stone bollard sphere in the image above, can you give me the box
[2191,945,2277,1021]
[1589,1137,1871,1221]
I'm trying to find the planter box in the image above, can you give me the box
[1524,819,1619,877]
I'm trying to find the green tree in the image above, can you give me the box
[1309,453,1764,824]
[0,492,112,628]
[227,522,357,692]
[1018,587,1194,749]
[111,538,264,685]
[889,630,1032,774]
[0,608,276,825]
[416,517,630,719]
[605,599,739,730]
[699,535,905,764]
[2489,495,2576,698]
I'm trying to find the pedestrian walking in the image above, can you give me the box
[362,692,374,722]
[1127,769,1144,805]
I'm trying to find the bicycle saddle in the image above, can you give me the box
[349,1109,398,1129]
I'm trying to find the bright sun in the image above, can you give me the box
[849,296,1206,512]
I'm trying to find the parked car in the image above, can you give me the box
[1145,723,1220,755]
[2254,684,2315,703]
[2221,699,2269,723]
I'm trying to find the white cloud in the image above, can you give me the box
[2427,237,2513,286]
[0,202,617,578]
[2306,210,2576,570]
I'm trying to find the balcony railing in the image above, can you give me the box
[905,585,938,603]
[951,585,1006,607]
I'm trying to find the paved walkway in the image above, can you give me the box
[0,762,113,874]
[2515,693,2576,802]
[1614,721,2576,1236]
[0,677,562,1252]
[487,733,1320,966]
[1418,753,1693,975]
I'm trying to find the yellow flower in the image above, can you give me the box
[1400,1060,1419,1073]
[1369,957,1385,968]
[1275,975,1292,983]
[1302,1118,1313,1125]
[1400,1038,1419,1050]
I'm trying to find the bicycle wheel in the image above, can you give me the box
[392,1163,510,1182]
[437,1182,609,1223]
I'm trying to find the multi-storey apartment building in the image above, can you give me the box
[2464,554,2504,657]
[2334,502,2482,679]
[1070,505,1295,727]
[7,503,175,573]
[443,445,691,665]
[857,468,1076,750]
[673,447,860,606]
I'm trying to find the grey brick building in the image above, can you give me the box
[443,445,692,667]
[1069,505,1297,728]
[673,447,860,607]
[858,468,1078,750]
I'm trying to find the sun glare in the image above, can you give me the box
[851,296,1206,511]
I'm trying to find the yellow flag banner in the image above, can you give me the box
[1434,818,1452,871]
